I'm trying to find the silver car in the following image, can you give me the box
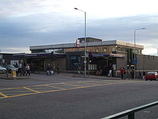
[6,65,18,73]
[0,66,7,74]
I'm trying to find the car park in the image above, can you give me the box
[145,71,158,81]
[0,66,7,74]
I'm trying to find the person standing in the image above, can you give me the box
[47,64,52,76]
[143,71,146,80]
[120,67,125,79]
[57,64,60,74]
[77,66,81,74]
[17,62,22,76]
[26,64,31,76]
[123,68,126,79]
[108,69,112,77]
[131,69,134,79]
[139,71,142,79]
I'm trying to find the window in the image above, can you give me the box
[112,47,116,51]
[103,48,107,53]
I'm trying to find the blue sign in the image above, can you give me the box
[133,59,137,64]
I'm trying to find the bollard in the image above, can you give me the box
[11,69,17,77]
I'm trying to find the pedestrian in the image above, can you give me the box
[143,71,146,80]
[108,69,112,77]
[17,62,22,76]
[96,66,102,76]
[120,68,125,79]
[131,69,134,79]
[123,68,126,79]
[21,62,26,76]
[26,64,31,76]
[139,71,142,79]
[47,64,52,76]
[56,64,60,74]
[77,66,81,74]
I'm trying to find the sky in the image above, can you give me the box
[0,0,158,55]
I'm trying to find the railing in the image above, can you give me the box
[101,101,158,119]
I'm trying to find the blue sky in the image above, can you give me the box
[0,0,158,55]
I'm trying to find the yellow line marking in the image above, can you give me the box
[0,92,8,97]
[44,85,67,90]
[0,80,142,99]
[1,89,31,93]
[23,87,40,93]
[0,92,37,99]
[0,87,24,91]
[64,83,80,87]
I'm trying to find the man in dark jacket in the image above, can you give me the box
[47,64,52,76]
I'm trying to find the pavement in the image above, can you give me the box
[0,72,143,81]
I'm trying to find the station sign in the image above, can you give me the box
[76,39,80,47]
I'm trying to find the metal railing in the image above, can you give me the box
[101,101,158,119]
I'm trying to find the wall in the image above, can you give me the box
[116,57,127,70]
[137,54,158,71]
[55,58,66,70]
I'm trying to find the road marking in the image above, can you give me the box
[23,87,41,93]
[0,92,37,99]
[44,84,67,90]
[0,92,8,97]
[0,80,142,99]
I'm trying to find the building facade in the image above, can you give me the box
[0,53,24,66]
[29,37,146,75]
[2,37,158,77]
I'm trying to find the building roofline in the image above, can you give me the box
[30,40,144,51]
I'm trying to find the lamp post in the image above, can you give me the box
[74,7,87,77]
[133,28,145,78]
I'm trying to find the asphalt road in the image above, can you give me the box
[0,73,158,119]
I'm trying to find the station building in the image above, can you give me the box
[26,37,150,75]
[0,53,24,66]
[2,37,158,77]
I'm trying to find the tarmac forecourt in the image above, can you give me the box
[0,80,141,99]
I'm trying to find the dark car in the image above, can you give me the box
[6,65,18,73]
[145,71,158,81]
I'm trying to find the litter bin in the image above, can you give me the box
[11,69,17,77]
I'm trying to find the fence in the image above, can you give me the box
[101,101,158,119]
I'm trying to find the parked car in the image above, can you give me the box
[0,66,7,74]
[6,65,18,73]
[145,71,158,81]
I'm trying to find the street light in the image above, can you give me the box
[74,7,87,77]
[133,28,145,78]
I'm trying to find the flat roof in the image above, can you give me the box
[30,40,144,51]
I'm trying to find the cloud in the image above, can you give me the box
[1,13,158,53]
[0,0,158,54]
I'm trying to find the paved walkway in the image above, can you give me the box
[0,72,143,81]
